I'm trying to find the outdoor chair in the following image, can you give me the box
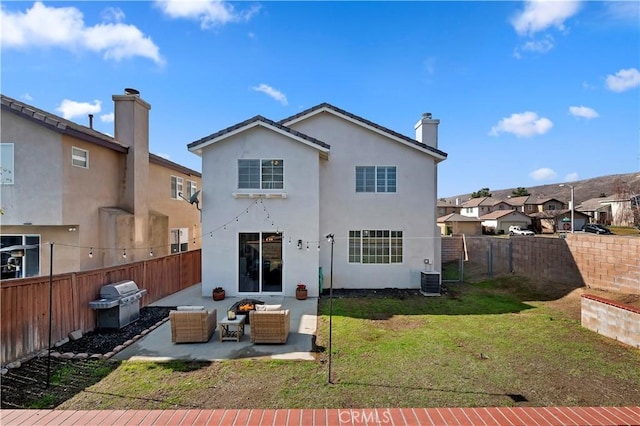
[169,306,217,343]
[249,309,290,344]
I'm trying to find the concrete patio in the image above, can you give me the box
[112,284,318,362]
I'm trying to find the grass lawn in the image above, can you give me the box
[59,276,640,410]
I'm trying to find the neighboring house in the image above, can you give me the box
[506,195,538,214]
[479,210,531,234]
[576,197,612,225]
[437,200,462,217]
[534,197,565,212]
[460,197,512,218]
[0,91,202,279]
[530,209,590,233]
[437,213,482,236]
[598,194,639,227]
[187,104,447,298]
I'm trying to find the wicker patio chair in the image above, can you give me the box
[169,307,217,343]
[249,309,291,344]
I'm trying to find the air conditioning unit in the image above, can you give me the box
[420,272,441,296]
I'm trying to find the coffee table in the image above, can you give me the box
[219,314,246,342]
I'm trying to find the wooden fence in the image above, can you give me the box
[1,250,201,365]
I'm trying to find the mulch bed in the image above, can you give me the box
[1,306,173,409]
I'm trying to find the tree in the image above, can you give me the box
[471,188,492,198]
[511,187,530,197]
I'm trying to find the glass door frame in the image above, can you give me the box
[238,231,283,294]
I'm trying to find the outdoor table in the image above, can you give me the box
[218,314,246,342]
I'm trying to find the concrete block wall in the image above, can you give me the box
[581,294,640,349]
[566,234,640,293]
[441,237,463,263]
[454,234,638,294]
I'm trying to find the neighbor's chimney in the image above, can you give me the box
[415,112,440,149]
[88,114,94,129]
[112,87,150,216]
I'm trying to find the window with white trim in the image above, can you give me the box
[355,166,396,193]
[186,180,197,198]
[238,159,284,190]
[1,235,40,279]
[0,143,14,184]
[170,228,188,253]
[349,230,403,264]
[171,176,183,199]
[71,147,89,168]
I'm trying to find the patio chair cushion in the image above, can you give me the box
[249,309,290,344]
[177,305,205,311]
[255,304,282,311]
[170,308,217,343]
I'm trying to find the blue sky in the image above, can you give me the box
[2,1,638,197]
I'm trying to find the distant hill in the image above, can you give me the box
[444,172,640,206]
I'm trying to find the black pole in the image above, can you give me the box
[46,242,53,387]
[327,234,334,384]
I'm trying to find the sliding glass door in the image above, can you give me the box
[238,232,282,293]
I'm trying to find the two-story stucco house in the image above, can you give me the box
[460,197,513,218]
[187,104,447,298]
[0,90,202,279]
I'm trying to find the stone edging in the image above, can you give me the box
[1,318,169,375]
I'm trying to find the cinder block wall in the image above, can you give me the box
[441,237,463,263]
[581,294,640,348]
[444,234,639,294]
[567,234,640,294]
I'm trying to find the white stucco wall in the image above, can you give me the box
[199,126,321,298]
[288,113,440,290]
[1,112,63,225]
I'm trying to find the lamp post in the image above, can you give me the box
[325,233,335,384]
[559,184,574,233]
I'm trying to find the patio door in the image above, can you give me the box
[238,232,282,293]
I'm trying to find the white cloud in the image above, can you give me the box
[489,111,553,138]
[530,168,557,181]
[569,105,599,119]
[582,81,596,90]
[100,112,114,123]
[251,84,288,106]
[604,1,640,23]
[155,0,260,29]
[101,7,125,23]
[56,99,102,120]
[522,36,554,53]
[0,2,164,65]
[511,0,581,36]
[156,153,171,160]
[424,56,437,76]
[605,68,640,92]
[565,172,579,182]
[21,93,33,101]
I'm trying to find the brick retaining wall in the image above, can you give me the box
[581,294,640,348]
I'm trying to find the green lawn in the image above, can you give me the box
[59,276,640,409]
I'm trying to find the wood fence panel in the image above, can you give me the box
[1,250,201,365]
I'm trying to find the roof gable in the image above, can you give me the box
[479,209,529,220]
[438,213,481,223]
[187,115,330,157]
[279,103,447,162]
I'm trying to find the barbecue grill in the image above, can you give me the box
[88,280,147,329]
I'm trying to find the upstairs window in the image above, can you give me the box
[0,143,14,184]
[356,166,396,193]
[71,147,89,168]
[186,180,197,198]
[171,176,183,199]
[238,159,284,190]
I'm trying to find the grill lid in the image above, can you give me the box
[99,280,140,299]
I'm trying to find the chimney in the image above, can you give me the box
[88,114,94,129]
[414,112,440,149]
[112,88,151,216]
